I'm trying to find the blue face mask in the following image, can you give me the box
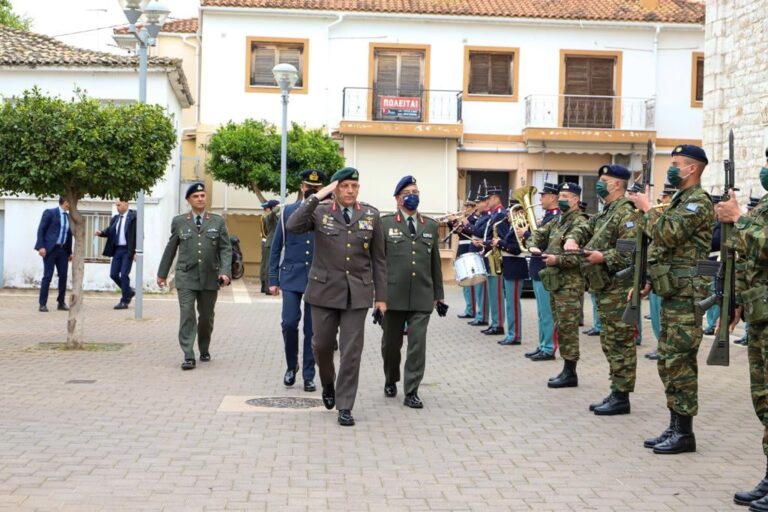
[403,194,420,211]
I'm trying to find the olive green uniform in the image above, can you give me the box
[158,211,232,360]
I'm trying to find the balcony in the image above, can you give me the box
[339,87,463,139]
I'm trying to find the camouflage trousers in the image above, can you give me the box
[658,294,703,416]
[550,286,582,362]
[596,286,637,392]
[747,321,768,456]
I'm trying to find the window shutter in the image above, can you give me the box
[489,53,512,95]
[564,57,590,95]
[251,45,277,86]
[278,46,303,87]
[468,53,490,94]
[399,53,423,96]
[696,58,704,102]
[589,58,614,96]
[375,53,398,95]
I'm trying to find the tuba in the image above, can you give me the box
[509,186,539,251]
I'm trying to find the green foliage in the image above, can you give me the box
[0,0,30,30]
[0,88,176,201]
[204,119,344,194]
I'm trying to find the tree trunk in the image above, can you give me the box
[251,185,267,203]
[66,195,85,349]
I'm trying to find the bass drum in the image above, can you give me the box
[453,252,487,287]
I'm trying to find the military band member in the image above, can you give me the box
[260,199,279,294]
[566,165,640,415]
[529,182,589,387]
[157,182,232,370]
[476,187,506,336]
[285,167,387,427]
[269,169,326,392]
[462,191,490,326]
[452,198,478,319]
[494,200,528,345]
[630,144,713,454]
[380,176,444,408]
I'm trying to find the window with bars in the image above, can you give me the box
[82,212,111,262]
[246,38,307,91]
[467,51,515,96]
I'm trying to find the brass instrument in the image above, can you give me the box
[487,220,504,275]
[509,185,539,251]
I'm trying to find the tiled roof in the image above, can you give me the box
[201,0,704,23]
[114,17,199,35]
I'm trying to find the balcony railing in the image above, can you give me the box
[342,87,462,124]
[525,95,655,131]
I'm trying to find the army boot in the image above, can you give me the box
[653,413,696,454]
[589,392,612,412]
[644,409,675,449]
[593,391,630,416]
[735,459,768,506]
[750,494,768,512]
[548,360,577,388]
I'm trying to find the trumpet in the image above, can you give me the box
[435,210,466,223]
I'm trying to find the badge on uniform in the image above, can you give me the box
[363,242,369,249]
[206,228,218,233]
[686,203,699,212]
[322,214,332,226]
[422,232,433,239]
[389,228,402,238]
[625,221,634,228]
[358,220,373,230]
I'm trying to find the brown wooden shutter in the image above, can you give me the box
[468,53,490,94]
[399,53,423,96]
[564,57,590,95]
[696,57,704,102]
[251,44,276,86]
[489,53,512,95]
[277,46,303,87]
[563,56,615,128]
[375,52,398,94]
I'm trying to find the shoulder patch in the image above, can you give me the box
[686,203,699,212]
[625,221,635,228]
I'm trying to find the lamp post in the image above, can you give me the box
[272,63,299,204]
[117,0,170,320]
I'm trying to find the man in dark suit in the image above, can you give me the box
[269,169,326,392]
[35,197,72,312]
[286,167,387,427]
[95,199,137,310]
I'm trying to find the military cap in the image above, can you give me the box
[261,199,279,209]
[330,166,359,183]
[393,175,417,196]
[672,144,709,165]
[185,182,205,199]
[540,182,559,195]
[486,186,503,197]
[559,181,582,196]
[300,169,325,186]
[598,164,631,180]
[661,183,677,195]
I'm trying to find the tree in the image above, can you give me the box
[0,0,30,30]
[204,119,344,202]
[0,88,176,349]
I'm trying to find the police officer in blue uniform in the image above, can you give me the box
[269,169,326,392]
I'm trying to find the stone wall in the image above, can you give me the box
[703,0,768,199]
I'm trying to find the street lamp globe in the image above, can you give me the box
[117,0,151,24]
[272,63,299,93]
[141,1,171,38]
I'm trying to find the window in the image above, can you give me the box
[245,37,308,94]
[691,52,704,108]
[464,47,519,101]
[369,44,429,122]
[559,50,622,129]
[82,212,111,262]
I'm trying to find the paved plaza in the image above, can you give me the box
[0,281,761,511]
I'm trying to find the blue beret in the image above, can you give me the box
[393,175,417,196]
[598,164,631,180]
[261,200,279,209]
[540,182,559,195]
[673,144,709,165]
[559,182,581,196]
[185,182,205,199]
[330,166,359,183]
[300,169,326,186]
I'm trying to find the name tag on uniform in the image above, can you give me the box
[625,221,634,228]
[422,232,433,239]
[206,228,218,233]
[359,220,373,230]
[686,203,699,212]
[388,228,403,238]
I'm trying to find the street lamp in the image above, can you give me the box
[117,0,170,320]
[272,63,299,204]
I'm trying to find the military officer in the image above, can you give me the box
[566,165,640,415]
[476,187,506,336]
[494,199,528,345]
[630,144,713,454]
[269,169,326,392]
[285,167,387,427]
[528,182,589,387]
[157,182,233,370]
[260,199,279,294]
[380,175,444,408]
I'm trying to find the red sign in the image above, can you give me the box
[379,95,421,118]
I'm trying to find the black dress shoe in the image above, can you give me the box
[480,326,492,333]
[703,326,715,335]
[498,338,521,346]
[583,327,601,336]
[645,351,660,360]
[525,348,541,358]
[403,393,423,409]
[200,352,211,362]
[457,313,473,319]
[113,302,128,310]
[283,367,299,387]
[39,305,49,312]
[467,320,488,326]
[384,383,397,397]
[735,336,749,346]
[57,302,69,311]
[643,314,651,320]
[338,409,355,426]
[322,388,335,410]
[530,351,555,361]
[303,380,316,392]
[483,327,504,336]
[593,391,630,415]
[181,359,196,370]
[129,288,136,300]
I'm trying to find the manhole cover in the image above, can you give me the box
[245,397,323,409]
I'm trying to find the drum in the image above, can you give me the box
[454,253,487,287]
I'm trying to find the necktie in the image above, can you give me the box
[343,208,351,225]
[59,212,69,244]
[116,215,124,244]
[407,216,416,237]
[196,215,202,227]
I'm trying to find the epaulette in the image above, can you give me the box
[421,214,438,224]
[359,201,379,211]
[381,212,396,218]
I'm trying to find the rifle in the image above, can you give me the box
[620,139,654,325]
[697,129,736,366]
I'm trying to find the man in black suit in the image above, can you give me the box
[35,197,72,312]
[95,199,137,309]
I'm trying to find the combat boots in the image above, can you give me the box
[644,409,675,448]
[548,360,578,388]
[735,459,768,506]
[653,413,696,454]
[593,391,630,416]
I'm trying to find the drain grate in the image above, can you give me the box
[245,397,323,409]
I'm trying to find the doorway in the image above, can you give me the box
[465,171,509,205]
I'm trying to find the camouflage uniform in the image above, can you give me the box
[572,196,640,392]
[530,208,589,362]
[646,184,713,416]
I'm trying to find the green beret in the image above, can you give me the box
[330,166,359,183]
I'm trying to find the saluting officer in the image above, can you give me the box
[630,144,713,454]
[157,182,232,370]
[268,169,326,392]
[380,176,444,408]
[286,167,387,427]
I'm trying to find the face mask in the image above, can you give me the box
[761,167,768,192]
[667,165,693,187]
[403,194,420,211]
[303,188,319,199]
[557,199,570,213]
[595,181,609,199]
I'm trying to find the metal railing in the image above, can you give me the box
[524,94,655,130]
[342,87,462,124]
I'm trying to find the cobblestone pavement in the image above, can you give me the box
[0,282,760,511]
